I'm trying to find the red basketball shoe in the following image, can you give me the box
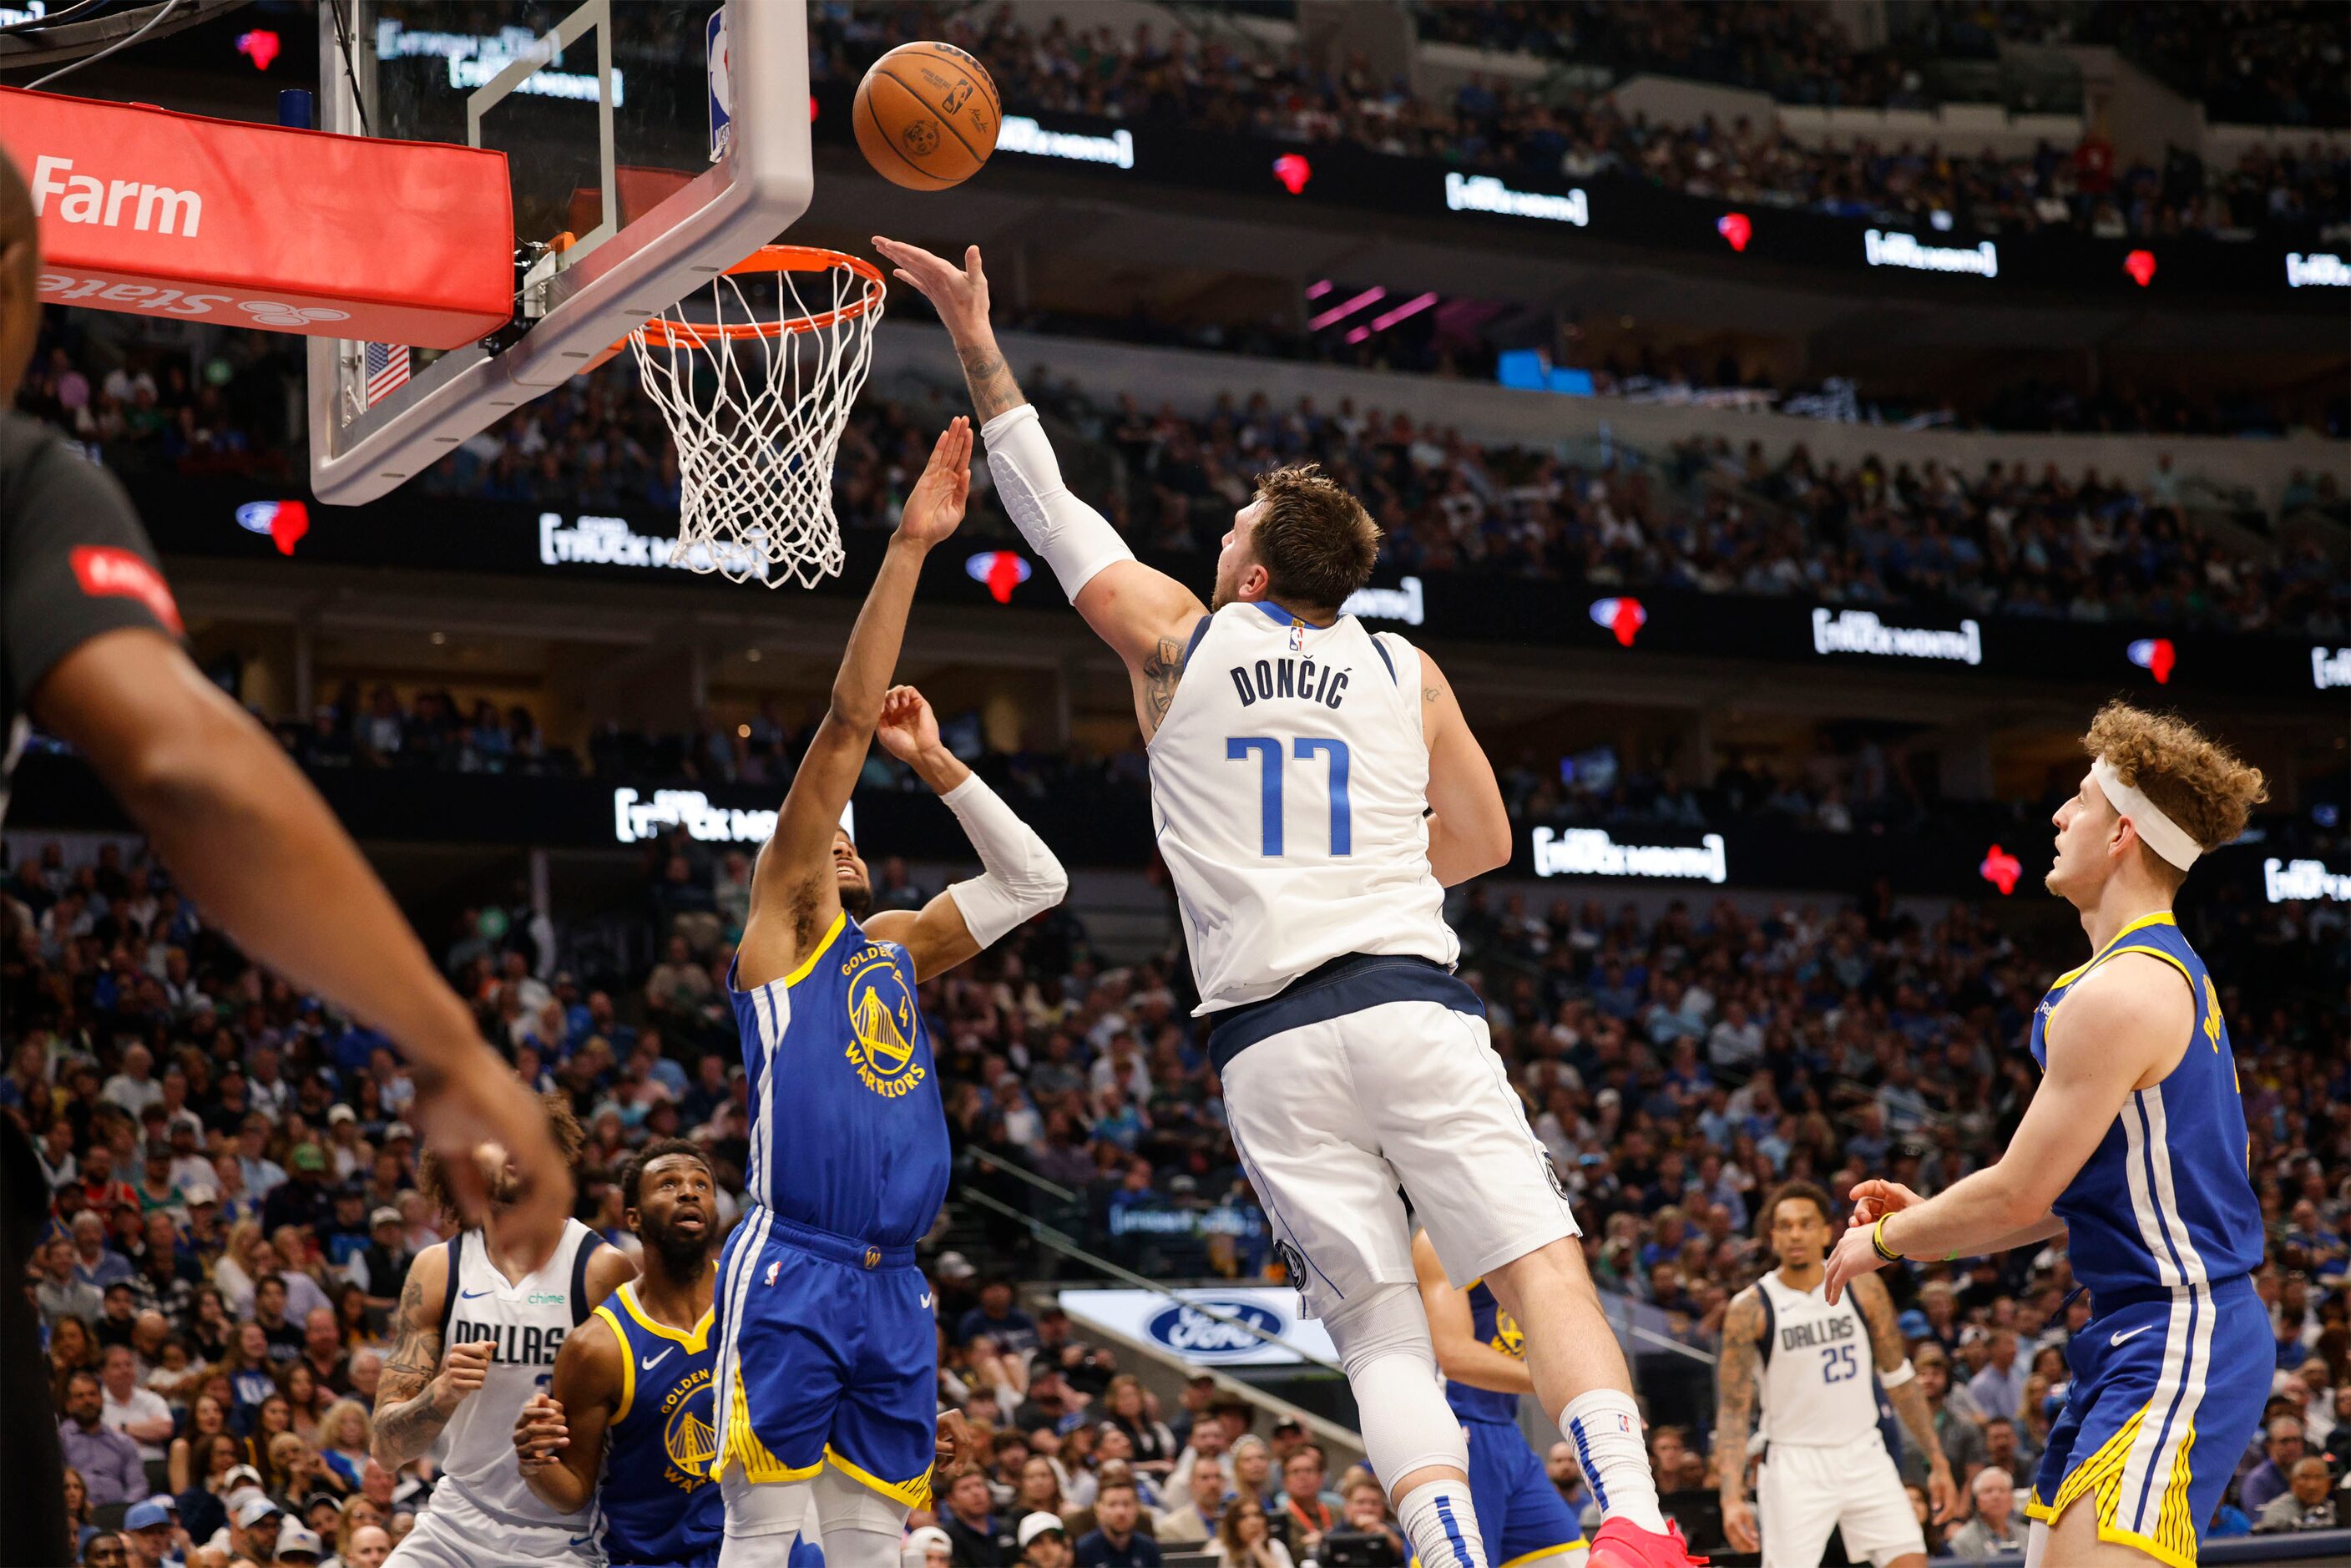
[1586,1517,1706,1568]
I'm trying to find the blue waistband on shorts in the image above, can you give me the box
[1207,953,1484,1076]
[755,1208,918,1271]
[2089,1272,2257,1318]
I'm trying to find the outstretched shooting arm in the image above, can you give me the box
[736,420,972,989]
[872,236,1209,738]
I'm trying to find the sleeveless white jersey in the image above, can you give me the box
[1149,602,1455,1014]
[430,1217,604,1532]
[1756,1269,1878,1447]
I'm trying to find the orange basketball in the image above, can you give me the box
[853,42,1000,191]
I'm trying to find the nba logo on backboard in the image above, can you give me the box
[707,8,732,162]
[763,1260,779,1287]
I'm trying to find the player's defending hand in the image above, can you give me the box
[411,1045,569,1255]
[430,1339,497,1416]
[872,236,990,340]
[1822,1222,1890,1306]
[1720,1496,1759,1554]
[894,418,972,549]
[874,685,942,766]
[1845,1178,1924,1228]
[513,1392,568,1472]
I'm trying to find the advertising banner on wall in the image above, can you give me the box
[1056,1287,1332,1368]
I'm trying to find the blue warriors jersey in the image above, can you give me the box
[594,1279,720,1568]
[2029,913,2259,1298]
[1445,1281,1524,1425]
[726,911,951,1247]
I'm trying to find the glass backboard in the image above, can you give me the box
[309,0,811,504]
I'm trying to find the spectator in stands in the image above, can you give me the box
[58,1371,146,1508]
[1157,1454,1227,1546]
[1978,1419,2033,1490]
[945,1467,1020,1568]
[1272,1447,1338,1562]
[1074,1478,1160,1568]
[2243,1418,2310,1515]
[1019,1514,1071,1568]
[1967,1328,2025,1424]
[99,1343,174,1461]
[1333,1478,1406,1563]
[1944,1467,2027,1559]
[2257,1456,2340,1532]
[1212,1495,1293,1568]
[961,1278,1041,1355]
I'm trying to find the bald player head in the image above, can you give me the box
[0,148,38,402]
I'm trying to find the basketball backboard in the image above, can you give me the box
[309,0,811,504]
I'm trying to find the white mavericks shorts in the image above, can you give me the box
[1212,959,1579,1320]
[384,1483,605,1568]
[1756,1434,1925,1568]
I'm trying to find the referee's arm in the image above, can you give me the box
[3,446,564,1251]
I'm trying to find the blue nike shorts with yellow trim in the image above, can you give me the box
[1467,1418,1586,1568]
[707,1208,937,1506]
[2025,1275,2266,1568]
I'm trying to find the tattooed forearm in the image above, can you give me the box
[1715,1289,1763,1504]
[372,1274,448,1466]
[1856,1275,1949,1471]
[1140,636,1184,736]
[956,341,1028,425]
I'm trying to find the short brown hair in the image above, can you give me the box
[2082,701,2267,882]
[417,1089,585,1228]
[1249,465,1380,614]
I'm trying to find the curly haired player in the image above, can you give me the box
[1829,701,2269,1568]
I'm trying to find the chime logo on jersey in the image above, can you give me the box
[448,1317,566,1367]
[842,947,924,1097]
[660,1368,718,1486]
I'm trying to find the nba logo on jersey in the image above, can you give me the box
[764,1261,780,1287]
[1288,618,1306,651]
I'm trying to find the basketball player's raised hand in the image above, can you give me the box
[870,236,990,336]
[1845,1178,1924,1228]
[431,1338,497,1414]
[894,417,972,548]
[513,1391,568,1471]
[874,685,942,766]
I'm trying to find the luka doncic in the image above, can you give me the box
[701,422,1067,1568]
[1828,703,2271,1568]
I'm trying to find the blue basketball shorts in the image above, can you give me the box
[707,1207,937,1506]
[2025,1274,2268,1568]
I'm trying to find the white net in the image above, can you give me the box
[629,250,884,588]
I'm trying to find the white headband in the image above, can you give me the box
[2091,756,2201,871]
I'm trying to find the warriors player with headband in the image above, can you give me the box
[1828,701,2269,1568]
[1716,1181,1954,1568]
[877,235,1693,1568]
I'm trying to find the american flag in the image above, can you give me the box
[365,342,411,406]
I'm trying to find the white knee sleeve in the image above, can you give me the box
[814,1464,912,1568]
[1323,1282,1469,1487]
[982,403,1135,601]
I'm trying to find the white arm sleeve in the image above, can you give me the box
[939,771,1069,948]
[980,403,1135,601]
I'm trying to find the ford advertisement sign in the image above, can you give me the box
[1058,1287,1337,1368]
[1145,1300,1285,1362]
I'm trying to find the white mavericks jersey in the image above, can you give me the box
[432,1216,607,1532]
[1149,600,1456,1014]
[1756,1269,1878,1446]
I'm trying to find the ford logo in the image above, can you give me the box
[1145,1301,1284,1361]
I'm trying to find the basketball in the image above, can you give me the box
[853,41,999,190]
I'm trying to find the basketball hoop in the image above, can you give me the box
[629,245,887,588]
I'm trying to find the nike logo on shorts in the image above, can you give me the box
[920,1292,935,1309]
[2111,1323,2156,1347]
[641,1348,674,1373]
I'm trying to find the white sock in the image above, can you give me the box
[1397,1479,1489,1568]
[1558,1389,1666,1533]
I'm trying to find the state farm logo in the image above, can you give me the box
[31,156,201,237]
[69,546,184,635]
[38,271,350,330]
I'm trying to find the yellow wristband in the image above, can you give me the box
[1871,1216,1903,1262]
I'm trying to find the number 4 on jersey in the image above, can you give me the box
[1226,736,1352,857]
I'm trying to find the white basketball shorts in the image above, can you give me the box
[1756,1434,1924,1568]
[384,1485,605,1568]
[1211,956,1579,1320]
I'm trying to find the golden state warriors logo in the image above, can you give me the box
[1489,1305,1526,1362]
[842,947,927,1098]
[2202,974,2222,1050]
[660,1370,717,1490]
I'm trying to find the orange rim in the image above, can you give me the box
[632,245,888,346]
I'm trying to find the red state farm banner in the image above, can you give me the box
[0,87,513,350]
